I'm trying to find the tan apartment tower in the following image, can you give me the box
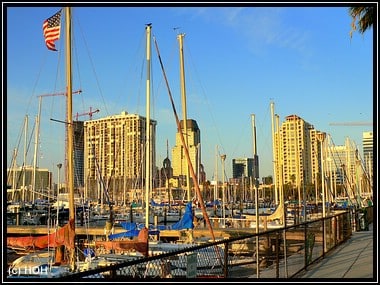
[275,115,316,200]
[172,119,201,189]
[83,111,156,204]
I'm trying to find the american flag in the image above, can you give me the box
[43,9,62,51]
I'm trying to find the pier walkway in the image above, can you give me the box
[250,222,375,281]
[294,222,375,281]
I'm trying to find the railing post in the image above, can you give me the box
[275,231,279,278]
[304,224,307,268]
[224,241,229,278]
[322,217,326,257]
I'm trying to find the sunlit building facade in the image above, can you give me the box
[83,111,156,203]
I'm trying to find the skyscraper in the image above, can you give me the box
[83,111,156,203]
[362,131,373,183]
[73,121,84,189]
[172,119,202,187]
[232,158,255,179]
[276,115,314,189]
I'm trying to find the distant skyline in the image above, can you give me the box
[5,4,374,183]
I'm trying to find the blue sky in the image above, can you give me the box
[5,4,374,183]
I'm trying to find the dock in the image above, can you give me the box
[6,225,242,240]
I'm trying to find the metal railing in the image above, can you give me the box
[52,210,356,280]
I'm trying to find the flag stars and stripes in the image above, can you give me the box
[43,9,62,51]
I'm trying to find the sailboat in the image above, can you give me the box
[90,26,226,278]
[234,112,287,230]
[147,31,227,275]
[7,7,149,279]
[154,33,217,240]
[94,24,191,250]
[7,7,90,278]
[7,12,221,278]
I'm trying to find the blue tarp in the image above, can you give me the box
[170,202,194,230]
[109,202,194,240]
[120,221,137,231]
[108,228,160,240]
[108,229,140,240]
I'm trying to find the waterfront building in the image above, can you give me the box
[232,158,255,179]
[275,115,315,190]
[83,111,157,204]
[73,121,85,189]
[171,119,205,187]
[6,166,52,202]
[329,145,348,185]
[362,131,373,185]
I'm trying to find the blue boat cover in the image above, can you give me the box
[109,202,194,240]
[108,229,140,240]
[170,202,194,230]
[120,221,137,231]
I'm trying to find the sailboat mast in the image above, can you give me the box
[145,23,152,229]
[270,101,278,205]
[22,115,28,202]
[153,36,218,242]
[177,33,191,202]
[65,6,76,271]
[32,97,42,201]
[251,113,260,277]
[251,114,259,228]
[275,114,285,222]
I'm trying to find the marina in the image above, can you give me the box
[7,206,373,279]
[5,5,374,280]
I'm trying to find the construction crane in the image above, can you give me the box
[38,89,82,124]
[75,107,100,121]
[329,122,372,126]
[34,89,82,198]
[37,89,83,123]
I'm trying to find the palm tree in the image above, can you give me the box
[349,7,374,38]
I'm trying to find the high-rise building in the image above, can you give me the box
[172,119,202,186]
[232,158,255,179]
[273,114,372,202]
[276,115,314,189]
[73,121,84,189]
[83,111,156,203]
[362,131,373,182]
[328,142,358,190]
[308,128,321,189]
[6,166,52,202]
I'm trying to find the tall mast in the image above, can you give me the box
[251,113,260,278]
[275,114,284,224]
[177,33,191,202]
[145,23,152,229]
[153,35,218,243]
[270,101,278,205]
[65,6,76,271]
[214,145,218,201]
[22,116,28,202]
[251,114,259,222]
[32,97,42,201]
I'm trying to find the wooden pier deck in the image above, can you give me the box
[7,224,311,242]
